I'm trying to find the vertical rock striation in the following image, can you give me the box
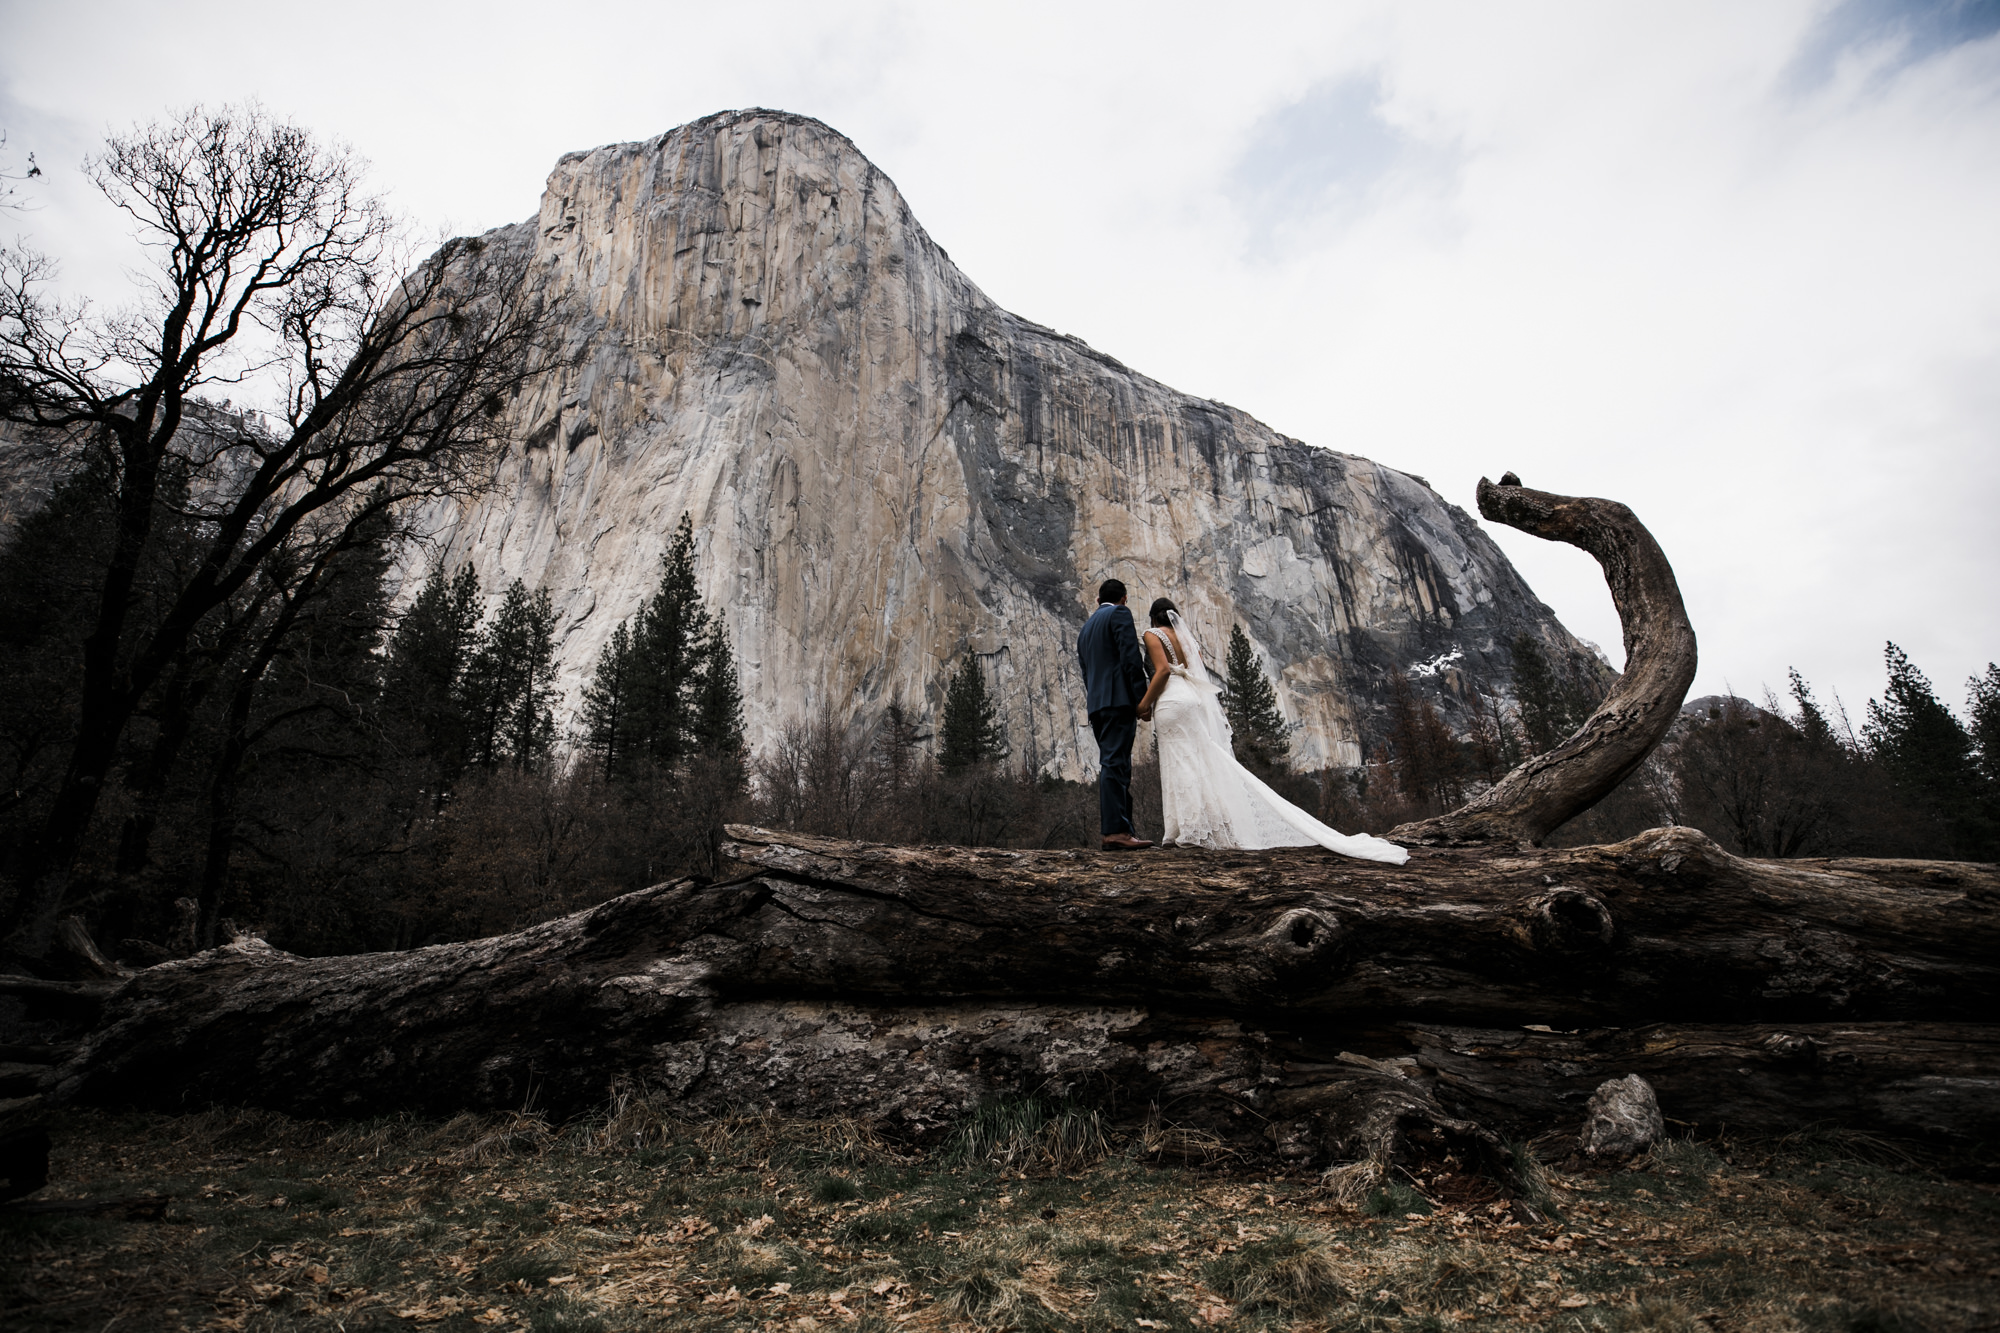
[414,109,1601,777]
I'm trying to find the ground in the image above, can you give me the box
[1,1102,1994,1332]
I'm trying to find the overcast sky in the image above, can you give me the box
[5,0,1997,725]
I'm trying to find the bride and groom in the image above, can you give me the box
[1077,579,1408,864]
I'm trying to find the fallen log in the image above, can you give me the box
[706,826,1998,1027]
[0,974,114,1018]
[40,827,1998,1157]
[1405,1020,2000,1144]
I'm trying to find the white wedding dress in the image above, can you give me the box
[1146,614,1409,865]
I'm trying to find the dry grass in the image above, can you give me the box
[0,1103,1994,1332]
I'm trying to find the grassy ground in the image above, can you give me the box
[1,1100,1994,1332]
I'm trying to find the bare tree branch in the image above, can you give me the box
[1390,475,1699,847]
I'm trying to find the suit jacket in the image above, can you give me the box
[1077,602,1152,714]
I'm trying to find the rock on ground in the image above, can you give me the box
[1581,1074,1665,1157]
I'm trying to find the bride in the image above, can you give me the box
[1136,599,1409,864]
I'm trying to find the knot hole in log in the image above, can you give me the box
[1521,888,1617,954]
[1762,1032,1826,1070]
[1261,908,1346,960]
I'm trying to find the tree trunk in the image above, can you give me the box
[114,657,211,876]
[21,421,166,921]
[38,827,1999,1171]
[194,689,252,950]
[1391,474,1699,847]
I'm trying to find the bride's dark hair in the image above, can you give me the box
[1148,597,1176,627]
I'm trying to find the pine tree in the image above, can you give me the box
[382,566,482,778]
[1864,644,1973,783]
[580,514,724,781]
[255,508,395,752]
[1222,625,1289,769]
[625,514,711,772]
[1788,667,1841,752]
[580,620,634,780]
[192,507,402,943]
[1863,642,1986,857]
[1510,632,1588,755]
[877,699,926,795]
[0,459,117,799]
[1385,671,1463,809]
[693,612,747,766]
[939,656,1006,773]
[1968,663,2000,790]
[1465,689,1507,781]
[462,579,558,770]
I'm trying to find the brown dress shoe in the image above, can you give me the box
[1101,833,1155,850]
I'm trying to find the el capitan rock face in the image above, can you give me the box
[417,109,1600,776]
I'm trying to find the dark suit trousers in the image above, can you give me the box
[1090,705,1138,838]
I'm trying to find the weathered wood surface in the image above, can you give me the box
[1403,1021,2000,1143]
[34,825,1998,1154]
[713,825,1997,1026]
[1392,474,1700,847]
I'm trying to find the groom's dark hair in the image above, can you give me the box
[1097,579,1127,605]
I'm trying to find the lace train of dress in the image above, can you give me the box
[1146,626,1409,865]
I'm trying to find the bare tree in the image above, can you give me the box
[1668,696,1845,857]
[757,710,885,840]
[0,104,550,939]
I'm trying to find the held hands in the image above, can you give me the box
[1136,703,1153,722]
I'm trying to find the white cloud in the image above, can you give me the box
[4,0,1996,720]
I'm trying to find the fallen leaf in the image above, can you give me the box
[472,1310,509,1326]
[305,1263,330,1284]
[1138,1321,1169,1329]
[394,1299,466,1324]
[1560,1295,1589,1308]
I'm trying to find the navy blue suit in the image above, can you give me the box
[1077,602,1152,837]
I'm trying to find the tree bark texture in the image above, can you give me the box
[29,827,1998,1162]
[1391,475,1700,847]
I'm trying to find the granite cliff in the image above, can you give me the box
[413,109,1602,777]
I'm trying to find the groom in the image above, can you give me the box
[1077,578,1154,851]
